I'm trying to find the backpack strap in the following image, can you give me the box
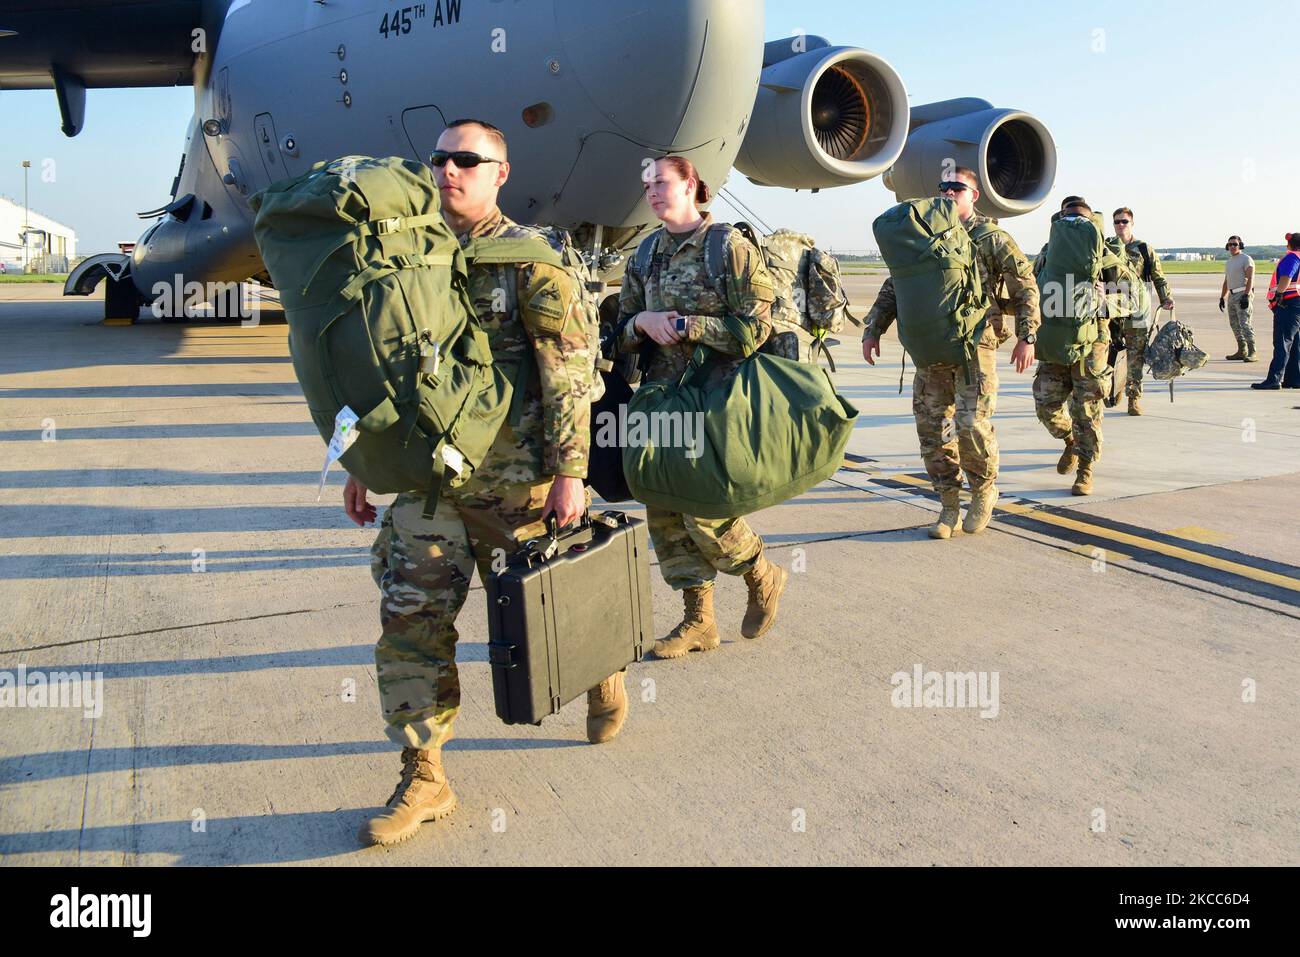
[462,235,564,269]
[458,235,571,431]
[332,251,457,305]
[967,221,1004,245]
[702,222,738,300]
[632,230,660,283]
[301,213,447,294]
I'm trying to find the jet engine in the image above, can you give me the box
[883,98,1057,217]
[735,37,910,189]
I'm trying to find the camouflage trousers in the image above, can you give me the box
[912,345,1000,494]
[370,475,591,751]
[1121,325,1150,399]
[645,506,762,591]
[1033,345,1108,463]
[1228,297,1256,354]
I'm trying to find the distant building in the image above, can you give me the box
[0,196,77,273]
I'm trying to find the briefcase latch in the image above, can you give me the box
[488,643,517,668]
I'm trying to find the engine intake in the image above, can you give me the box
[736,43,910,189]
[883,98,1057,218]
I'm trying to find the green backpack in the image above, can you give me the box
[250,156,563,517]
[872,198,989,374]
[1036,212,1122,366]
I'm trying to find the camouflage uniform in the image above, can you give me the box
[371,207,593,750]
[1032,246,1111,462]
[1118,238,1173,399]
[864,214,1040,494]
[617,214,775,590]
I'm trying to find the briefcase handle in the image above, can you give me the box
[516,510,594,564]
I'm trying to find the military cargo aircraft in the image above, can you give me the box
[0,0,1056,320]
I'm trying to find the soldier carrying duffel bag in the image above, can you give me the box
[616,155,859,661]
[1031,199,1124,495]
[869,178,1041,539]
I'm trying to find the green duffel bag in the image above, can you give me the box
[621,314,859,519]
[251,155,556,517]
[1036,211,1122,367]
[872,197,989,374]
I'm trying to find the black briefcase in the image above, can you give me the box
[486,510,654,725]
[585,367,635,503]
[1104,322,1128,408]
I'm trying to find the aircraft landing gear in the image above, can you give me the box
[104,274,143,324]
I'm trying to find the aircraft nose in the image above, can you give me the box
[556,0,764,148]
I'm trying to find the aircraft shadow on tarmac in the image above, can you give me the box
[0,469,324,488]
[0,803,541,865]
[0,422,317,442]
[0,547,372,578]
[19,643,481,682]
[0,384,304,400]
[0,734,584,788]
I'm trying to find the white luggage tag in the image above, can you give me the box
[317,405,360,500]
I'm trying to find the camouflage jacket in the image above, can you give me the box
[618,214,775,385]
[1123,238,1172,305]
[865,214,1041,347]
[459,208,592,481]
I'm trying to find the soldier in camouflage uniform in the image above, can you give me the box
[1111,207,1175,415]
[863,167,1040,539]
[618,155,787,659]
[1031,197,1113,495]
[348,120,624,847]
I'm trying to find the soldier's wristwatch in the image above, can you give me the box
[1020,333,1037,344]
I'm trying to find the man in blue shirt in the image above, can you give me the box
[1252,233,1300,389]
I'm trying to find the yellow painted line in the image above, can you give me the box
[1164,525,1233,545]
[841,461,1300,594]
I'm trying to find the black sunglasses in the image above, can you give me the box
[1227,243,1241,248]
[429,150,504,169]
[937,182,972,193]
[1114,218,1130,225]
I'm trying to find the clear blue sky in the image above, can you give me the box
[0,0,1286,256]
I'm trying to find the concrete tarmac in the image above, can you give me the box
[0,273,1296,866]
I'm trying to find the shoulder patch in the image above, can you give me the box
[525,273,569,335]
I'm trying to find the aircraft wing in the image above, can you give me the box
[0,0,213,132]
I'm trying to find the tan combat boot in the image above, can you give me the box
[930,488,963,539]
[962,485,998,535]
[359,747,457,847]
[1056,439,1078,475]
[1243,349,1260,363]
[741,548,789,639]
[1225,349,1245,361]
[653,586,720,659]
[1072,460,1094,496]
[586,669,628,744]
[1127,396,1143,416]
